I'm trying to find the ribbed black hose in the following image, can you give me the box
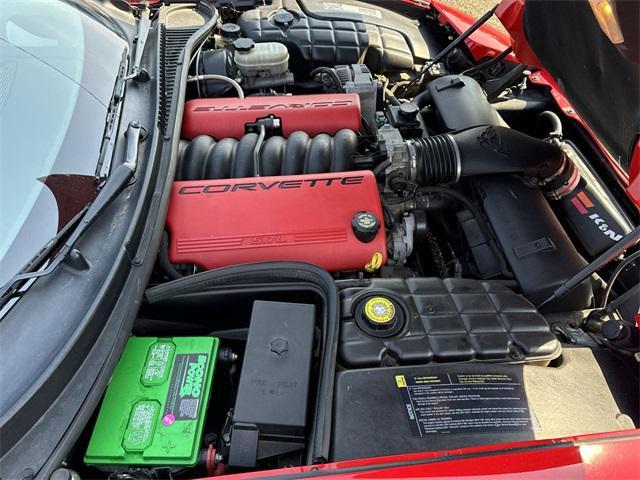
[412,125,567,187]
[177,129,358,180]
[412,134,459,184]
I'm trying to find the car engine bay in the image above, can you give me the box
[62,1,639,478]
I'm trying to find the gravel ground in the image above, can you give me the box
[438,0,507,32]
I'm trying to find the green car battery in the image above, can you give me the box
[84,336,219,467]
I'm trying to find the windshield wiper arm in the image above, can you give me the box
[0,122,144,308]
[95,50,128,178]
[94,7,151,177]
[124,8,151,82]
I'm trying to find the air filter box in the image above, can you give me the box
[476,176,592,312]
[84,337,219,468]
[229,301,315,467]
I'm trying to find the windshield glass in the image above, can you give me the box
[0,0,127,285]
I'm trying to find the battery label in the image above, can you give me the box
[141,341,175,386]
[396,373,534,437]
[163,353,209,423]
[123,400,160,451]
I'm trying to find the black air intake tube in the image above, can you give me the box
[178,129,358,180]
[410,126,576,194]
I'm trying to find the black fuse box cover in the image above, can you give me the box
[332,363,536,461]
[339,278,561,368]
[230,301,315,467]
[233,301,315,436]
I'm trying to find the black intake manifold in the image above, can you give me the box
[178,129,358,180]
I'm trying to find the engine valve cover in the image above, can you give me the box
[166,171,387,272]
[182,93,361,139]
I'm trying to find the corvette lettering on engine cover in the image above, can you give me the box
[176,175,366,195]
[166,171,387,272]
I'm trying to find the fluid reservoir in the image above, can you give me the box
[233,38,289,78]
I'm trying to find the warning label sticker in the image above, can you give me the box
[163,353,208,423]
[395,373,534,437]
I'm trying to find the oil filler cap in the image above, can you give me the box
[355,295,405,337]
[352,212,380,243]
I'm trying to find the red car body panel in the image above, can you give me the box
[494,0,542,66]
[197,431,640,479]
[429,0,516,61]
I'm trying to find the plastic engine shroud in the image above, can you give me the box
[166,171,387,272]
[181,93,361,140]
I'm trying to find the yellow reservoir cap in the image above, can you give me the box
[364,297,396,325]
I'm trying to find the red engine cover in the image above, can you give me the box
[166,171,387,272]
[181,93,362,139]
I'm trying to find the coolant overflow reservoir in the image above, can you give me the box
[233,40,289,78]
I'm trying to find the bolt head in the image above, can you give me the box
[270,338,289,356]
[22,468,35,480]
